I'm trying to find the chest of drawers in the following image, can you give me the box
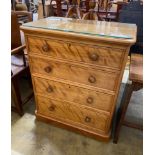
[21,17,136,141]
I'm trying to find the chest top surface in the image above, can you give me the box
[21,17,137,44]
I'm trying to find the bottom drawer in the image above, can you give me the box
[37,96,110,133]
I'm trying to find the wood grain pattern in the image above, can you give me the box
[33,77,114,113]
[37,96,110,132]
[28,36,124,70]
[21,17,137,141]
[30,56,120,91]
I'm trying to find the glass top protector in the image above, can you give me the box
[23,17,135,39]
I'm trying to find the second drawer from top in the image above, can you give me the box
[30,56,120,91]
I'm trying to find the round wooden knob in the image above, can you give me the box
[48,104,56,111]
[68,43,71,48]
[46,86,53,93]
[89,53,99,61]
[85,116,91,123]
[88,75,96,83]
[42,44,49,52]
[44,66,52,73]
[87,97,94,104]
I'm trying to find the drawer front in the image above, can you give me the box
[37,96,109,132]
[34,77,114,112]
[30,57,119,91]
[28,37,124,69]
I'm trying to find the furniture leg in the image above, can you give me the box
[56,0,62,16]
[41,0,46,17]
[11,0,16,10]
[11,77,24,116]
[23,68,34,104]
[25,0,30,11]
[86,0,90,12]
[113,82,133,143]
[26,67,33,88]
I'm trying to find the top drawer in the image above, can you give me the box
[27,37,125,69]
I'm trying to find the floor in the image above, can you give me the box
[11,70,143,155]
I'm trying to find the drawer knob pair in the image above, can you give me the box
[87,97,94,104]
[85,116,91,123]
[89,53,99,61]
[48,104,56,111]
[44,66,52,73]
[46,86,53,93]
[88,75,96,83]
[42,44,49,52]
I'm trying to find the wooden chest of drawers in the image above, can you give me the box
[21,17,136,141]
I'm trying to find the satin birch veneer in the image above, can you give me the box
[21,17,137,141]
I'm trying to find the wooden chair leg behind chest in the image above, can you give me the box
[11,76,24,116]
[113,54,143,143]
